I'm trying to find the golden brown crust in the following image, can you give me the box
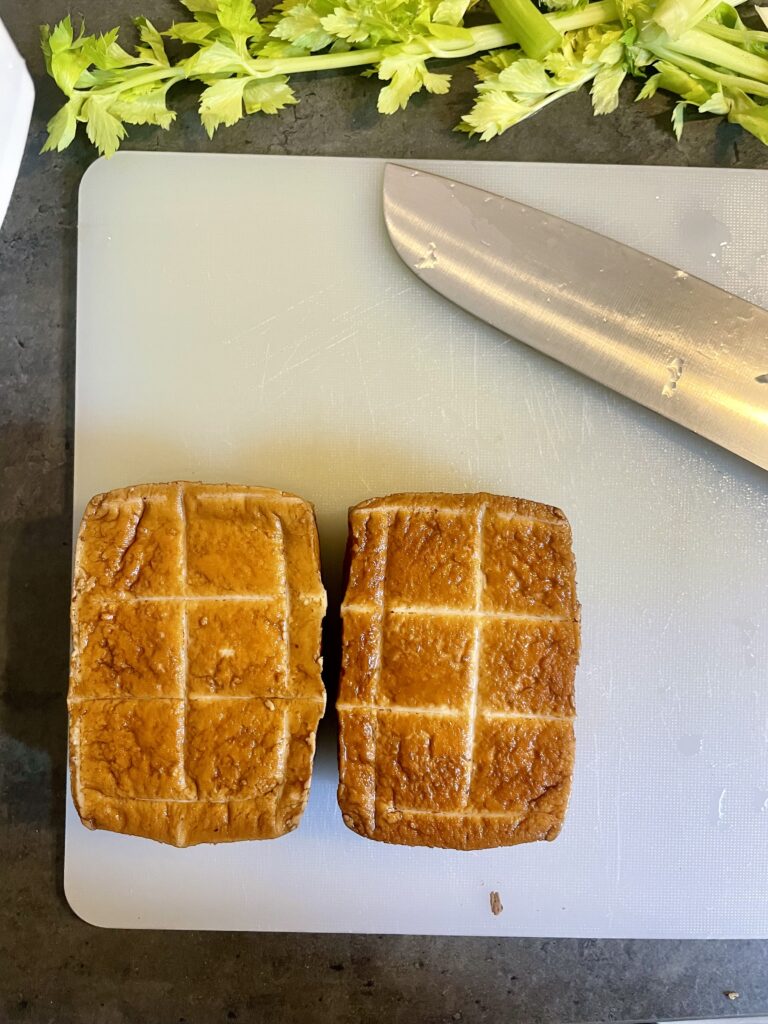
[352,492,567,522]
[69,481,326,847]
[337,491,578,851]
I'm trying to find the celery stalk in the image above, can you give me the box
[39,0,768,155]
[652,0,723,38]
[549,0,619,30]
[699,20,768,46]
[646,42,768,94]
[489,0,562,58]
[653,25,768,80]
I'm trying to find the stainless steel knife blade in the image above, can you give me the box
[383,163,768,472]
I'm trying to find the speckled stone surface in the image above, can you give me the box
[1,2,767,1022]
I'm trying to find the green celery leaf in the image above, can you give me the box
[377,52,451,113]
[50,49,91,95]
[47,15,76,54]
[262,0,308,30]
[180,0,220,12]
[270,4,334,50]
[544,30,599,83]
[322,8,373,44]
[217,0,264,48]
[698,87,729,112]
[134,17,171,65]
[199,75,249,134]
[497,57,553,94]
[41,95,84,152]
[470,50,518,79]
[671,99,687,137]
[82,30,139,71]
[591,62,626,112]
[728,89,768,141]
[583,32,623,65]
[243,76,298,112]
[183,38,247,74]
[44,19,93,96]
[82,95,127,156]
[622,25,653,75]
[460,90,532,138]
[636,70,661,98]
[433,0,473,26]
[464,25,612,139]
[164,21,217,43]
[110,83,177,128]
[321,0,420,47]
[259,38,311,56]
[40,24,54,75]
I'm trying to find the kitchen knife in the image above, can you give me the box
[383,164,768,472]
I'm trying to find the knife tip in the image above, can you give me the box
[383,162,415,187]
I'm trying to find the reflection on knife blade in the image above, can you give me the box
[383,164,768,472]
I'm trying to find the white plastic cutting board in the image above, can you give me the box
[67,152,768,936]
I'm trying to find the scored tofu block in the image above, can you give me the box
[337,492,579,851]
[69,482,326,847]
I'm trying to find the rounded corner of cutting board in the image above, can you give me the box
[79,151,144,207]
[79,156,112,199]
[63,865,115,930]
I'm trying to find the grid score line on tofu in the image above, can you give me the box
[68,481,327,846]
[336,492,579,851]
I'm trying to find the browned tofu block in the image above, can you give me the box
[69,482,326,847]
[337,492,579,851]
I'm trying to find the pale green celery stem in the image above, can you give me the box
[649,42,768,94]
[76,4,622,95]
[248,46,385,75]
[422,2,619,50]
[248,4,619,78]
[79,65,182,97]
[464,23,517,49]
[699,20,768,45]
[665,26,768,81]
[548,0,618,30]
[489,0,562,58]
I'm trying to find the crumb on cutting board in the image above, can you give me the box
[489,891,503,916]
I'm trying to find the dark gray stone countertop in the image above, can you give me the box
[1,2,766,1022]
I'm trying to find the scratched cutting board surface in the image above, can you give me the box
[67,152,768,936]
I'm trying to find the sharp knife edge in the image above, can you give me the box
[383,164,768,472]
